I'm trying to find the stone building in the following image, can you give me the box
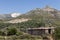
[27,27,55,36]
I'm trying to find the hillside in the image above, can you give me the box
[8,6,60,26]
[15,6,59,20]
[0,12,21,21]
[6,18,31,23]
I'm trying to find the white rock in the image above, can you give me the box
[11,13,21,18]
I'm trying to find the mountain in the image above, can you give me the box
[0,14,12,20]
[18,6,60,19]
[0,12,21,20]
[1,6,60,26]
[14,6,60,26]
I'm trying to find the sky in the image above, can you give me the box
[0,0,60,14]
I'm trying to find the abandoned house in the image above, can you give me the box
[27,27,55,36]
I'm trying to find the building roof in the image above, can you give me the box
[28,27,55,30]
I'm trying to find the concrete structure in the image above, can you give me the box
[27,27,55,35]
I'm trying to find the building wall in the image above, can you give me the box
[28,29,53,35]
[28,29,46,35]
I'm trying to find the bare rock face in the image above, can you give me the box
[7,18,31,23]
[11,13,21,18]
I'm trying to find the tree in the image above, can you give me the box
[7,28,17,36]
[54,27,60,40]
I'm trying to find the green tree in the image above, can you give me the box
[7,28,17,36]
[54,27,60,40]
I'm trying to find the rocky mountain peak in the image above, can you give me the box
[43,5,55,11]
[44,5,52,9]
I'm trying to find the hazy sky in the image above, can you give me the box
[0,0,60,14]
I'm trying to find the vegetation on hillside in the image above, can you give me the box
[54,27,60,40]
[0,6,60,40]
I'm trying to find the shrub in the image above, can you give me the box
[54,27,60,40]
[0,31,6,36]
[16,32,23,36]
[7,28,17,36]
